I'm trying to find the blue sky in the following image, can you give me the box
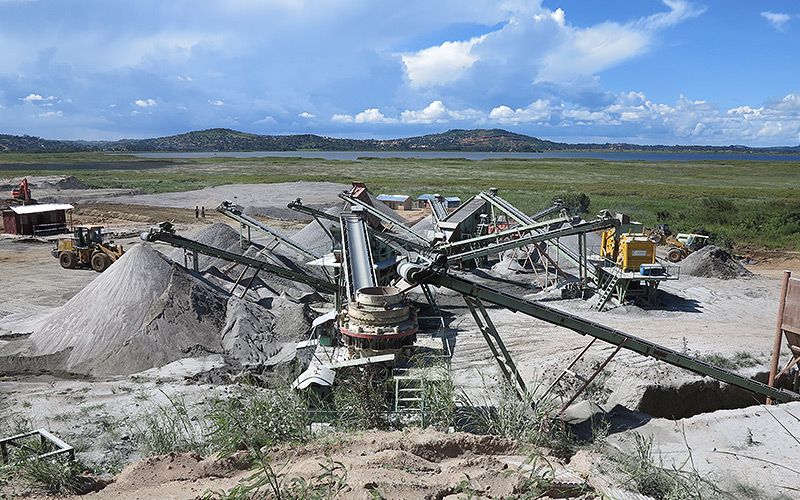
[0,0,798,146]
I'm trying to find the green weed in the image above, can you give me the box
[138,392,208,455]
[207,388,309,456]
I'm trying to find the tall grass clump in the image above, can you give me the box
[614,433,715,500]
[330,368,392,431]
[138,392,209,455]
[455,381,573,456]
[208,388,309,457]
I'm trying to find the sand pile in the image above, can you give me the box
[679,245,753,279]
[0,244,314,376]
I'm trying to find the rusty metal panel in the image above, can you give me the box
[782,277,800,337]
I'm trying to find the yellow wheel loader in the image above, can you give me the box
[52,226,124,272]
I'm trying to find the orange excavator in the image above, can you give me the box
[7,178,36,205]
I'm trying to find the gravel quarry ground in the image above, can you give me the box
[1,178,800,498]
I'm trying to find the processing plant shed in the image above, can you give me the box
[2,203,73,236]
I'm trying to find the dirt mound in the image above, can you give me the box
[106,452,244,492]
[679,245,753,279]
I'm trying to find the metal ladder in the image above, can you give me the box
[593,273,620,311]
[393,368,424,416]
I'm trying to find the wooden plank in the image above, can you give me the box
[782,277,800,332]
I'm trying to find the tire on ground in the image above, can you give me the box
[666,248,683,263]
[91,252,111,272]
[59,251,77,269]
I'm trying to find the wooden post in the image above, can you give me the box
[767,270,792,404]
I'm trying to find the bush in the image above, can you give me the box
[203,455,349,500]
[455,382,571,455]
[208,388,309,457]
[614,434,714,500]
[139,392,209,455]
[700,197,736,224]
[555,192,590,214]
[330,368,392,431]
[20,457,98,495]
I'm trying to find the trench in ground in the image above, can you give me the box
[637,370,797,420]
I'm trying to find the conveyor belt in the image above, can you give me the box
[217,201,320,260]
[141,223,337,294]
[399,264,800,404]
[341,214,377,299]
[478,191,591,278]
[441,217,617,265]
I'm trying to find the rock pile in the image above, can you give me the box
[679,245,753,279]
[1,239,318,376]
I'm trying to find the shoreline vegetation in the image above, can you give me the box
[2,128,799,155]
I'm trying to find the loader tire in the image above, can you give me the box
[59,251,77,269]
[91,252,111,272]
[666,248,683,263]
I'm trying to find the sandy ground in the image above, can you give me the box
[95,181,350,219]
[2,179,800,498]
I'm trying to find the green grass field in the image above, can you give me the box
[2,154,799,250]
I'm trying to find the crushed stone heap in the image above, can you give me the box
[1,243,314,376]
[679,245,753,279]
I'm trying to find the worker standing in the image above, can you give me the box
[201,206,205,218]
[195,206,199,219]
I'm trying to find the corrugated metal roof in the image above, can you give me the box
[416,194,436,201]
[444,197,461,202]
[8,203,74,215]
[376,194,409,202]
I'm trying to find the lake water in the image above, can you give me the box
[129,150,800,162]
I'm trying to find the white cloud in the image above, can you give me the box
[354,108,395,124]
[401,1,704,88]
[400,101,452,123]
[254,115,277,124]
[330,113,354,124]
[401,35,486,87]
[298,111,315,118]
[134,98,157,108]
[21,94,55,103]
[37,110,63,118]
[761,11,792,32]
[208,99,225,106]
[488,100,551,124]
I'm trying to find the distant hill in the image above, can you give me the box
[1,128,798,154]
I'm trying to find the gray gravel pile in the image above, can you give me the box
[168,223,243,271]
[292,206,342,256]
[1,243,315,376]
[679,245,753,279]
[21,244,173,374]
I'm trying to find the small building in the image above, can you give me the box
[444,196,461,209]
[416,194,461,210]
[415,194,436,209]
[376,194,412,211]
[2,204,73,236]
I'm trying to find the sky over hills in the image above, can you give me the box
[0,0,798,146]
